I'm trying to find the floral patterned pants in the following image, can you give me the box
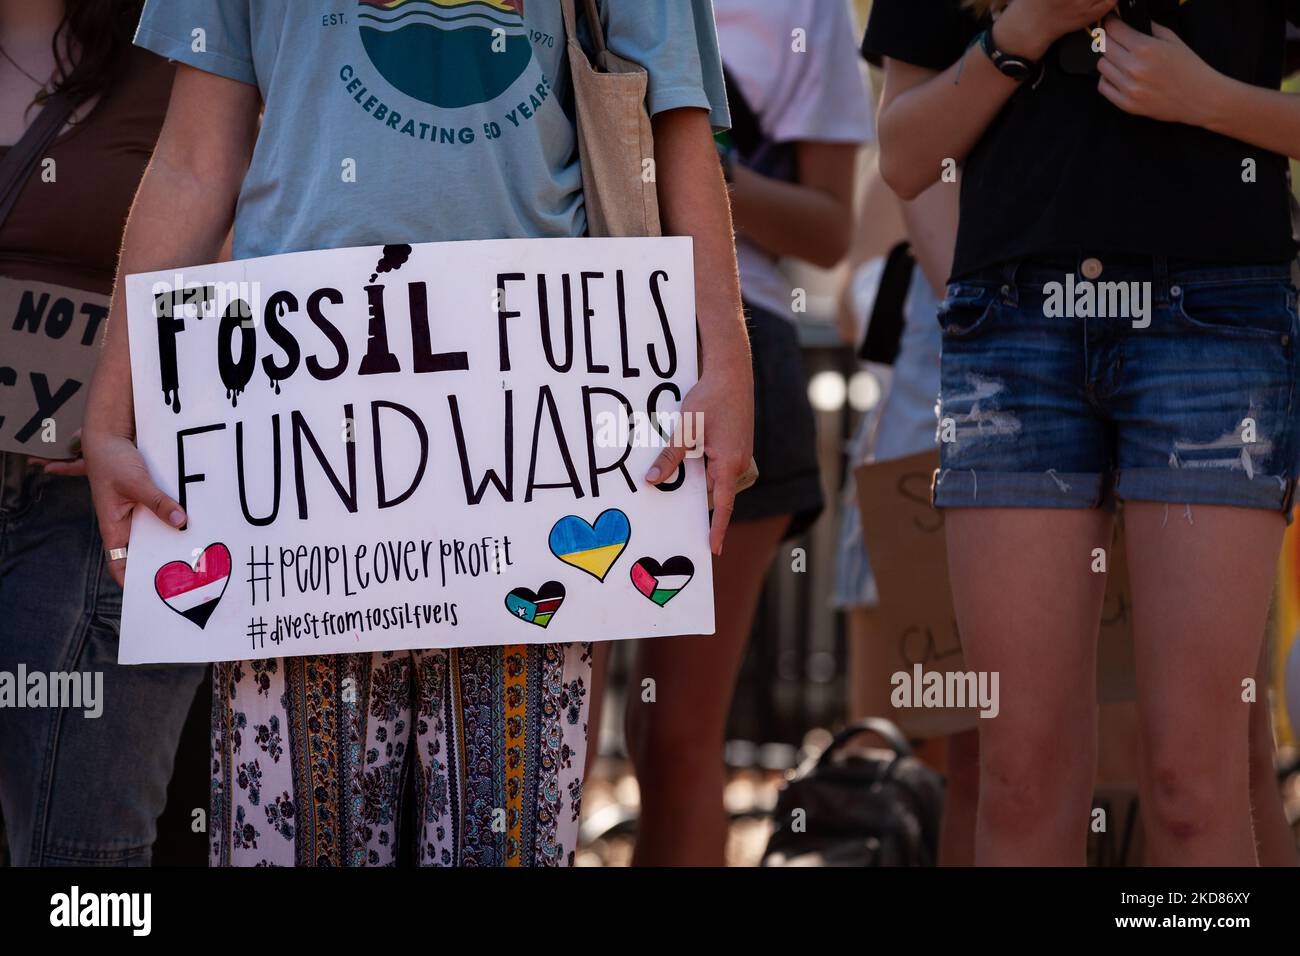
[209,644,591,866]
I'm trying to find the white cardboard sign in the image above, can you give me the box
[0,276,109,457]
[120,237,713,664]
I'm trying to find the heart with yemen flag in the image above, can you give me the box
[154,542,232,629]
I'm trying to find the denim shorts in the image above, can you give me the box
[932,257,1300,517]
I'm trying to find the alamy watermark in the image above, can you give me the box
[50,886,150,936]
[891,663,1000,719]
[150,275,264,328]
[591,407,704,456]
[1044,274,1153,329]
[0,665,103,718]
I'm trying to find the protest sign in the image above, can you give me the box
[120,237,713,664]
[0,276,109,457]
[855,449,1136,737]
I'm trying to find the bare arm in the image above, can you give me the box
[83,66,260,584]
[1204,83,1300,161]
[900,178,962,299]
[1100,19,1300,161]
[730,141,859,267]
[646,106,753,554]
[877,52,1015,201]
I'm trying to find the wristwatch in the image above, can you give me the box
[977,28,1041,83]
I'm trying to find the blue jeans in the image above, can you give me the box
[0,453,206,865]
[933,257,1300,516]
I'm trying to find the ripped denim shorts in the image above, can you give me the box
[932,256,1300,519]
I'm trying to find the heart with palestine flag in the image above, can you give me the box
[630,556,695,607]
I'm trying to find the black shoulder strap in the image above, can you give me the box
[721,65,762,158]
[0,90,81,231]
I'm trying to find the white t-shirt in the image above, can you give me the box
[713,0,875,318]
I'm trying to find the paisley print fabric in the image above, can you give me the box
[209,643,591,866]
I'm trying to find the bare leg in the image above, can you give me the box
[846,606,897,719]
[1125,503,1281,866]
[626,515,788,867]
[940,729,979,866]
[946,508,1113,866]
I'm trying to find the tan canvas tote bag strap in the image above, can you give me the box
[560,0,579,38]
[559,0,661,238]
[560,0,607,61]
[559,0,758,498]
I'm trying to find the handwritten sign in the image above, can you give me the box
[0,276,109,457]
[120,237,714,664]
[855,450,1135,737]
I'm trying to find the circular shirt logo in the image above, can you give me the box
[357,0,533,109]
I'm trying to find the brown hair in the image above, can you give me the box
[962,0,1007,15]
[44,0,145,105]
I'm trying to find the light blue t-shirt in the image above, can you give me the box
[135,0,730,259]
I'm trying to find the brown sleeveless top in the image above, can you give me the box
[0,47,173,296]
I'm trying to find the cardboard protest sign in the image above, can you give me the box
[855,449,1136,738]
[120,237,713,664]
[0,276,109,457]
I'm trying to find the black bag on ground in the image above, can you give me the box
[761,718,942,867]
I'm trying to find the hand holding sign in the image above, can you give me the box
[26,429,86,476]
[85,431,188,586]
[644,355,754,556]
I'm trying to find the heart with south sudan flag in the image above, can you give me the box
[505,581,566,628]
